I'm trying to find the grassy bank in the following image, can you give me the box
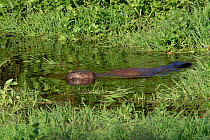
[0,59,209,139]
[1,0,209,52]
[0,104,209,140]
[1,1,210,139]
[155,60,210,115]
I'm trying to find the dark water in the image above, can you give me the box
[0,36,198,110]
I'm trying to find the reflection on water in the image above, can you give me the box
[0,37,199,110]
[66,78,96,85]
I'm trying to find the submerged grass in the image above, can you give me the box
[155,59,210,115]
[0,59,210,139]
[1,1,210,139]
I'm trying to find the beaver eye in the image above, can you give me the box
[79,72,83,75]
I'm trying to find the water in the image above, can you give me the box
[0,36,196,109]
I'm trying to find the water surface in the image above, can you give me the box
[0,36,197,110]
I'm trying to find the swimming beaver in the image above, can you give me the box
[66,61,192,79]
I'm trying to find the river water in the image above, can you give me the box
[0,36,198,109]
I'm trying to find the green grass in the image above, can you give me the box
[1,0,210,52]
[0,59,210,139]
[1,1,210,139]
[0,103,209,139]
[155,59,210,112]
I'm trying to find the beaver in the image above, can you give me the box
[66,61,192,80]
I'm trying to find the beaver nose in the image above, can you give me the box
[66,73,78,79]
[66,73,72,79]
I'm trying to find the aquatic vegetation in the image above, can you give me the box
[0,60,209,139]
[155,60,210,114]
[0,0,209,51]
[0,0,210,139]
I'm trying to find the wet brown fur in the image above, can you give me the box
[66,61,192,79]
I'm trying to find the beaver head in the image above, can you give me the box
[66,70,96,79]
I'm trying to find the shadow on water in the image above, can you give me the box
[0,36,201,112]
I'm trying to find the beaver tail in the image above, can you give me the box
[153,61,192,73]
[170,61,192,68]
